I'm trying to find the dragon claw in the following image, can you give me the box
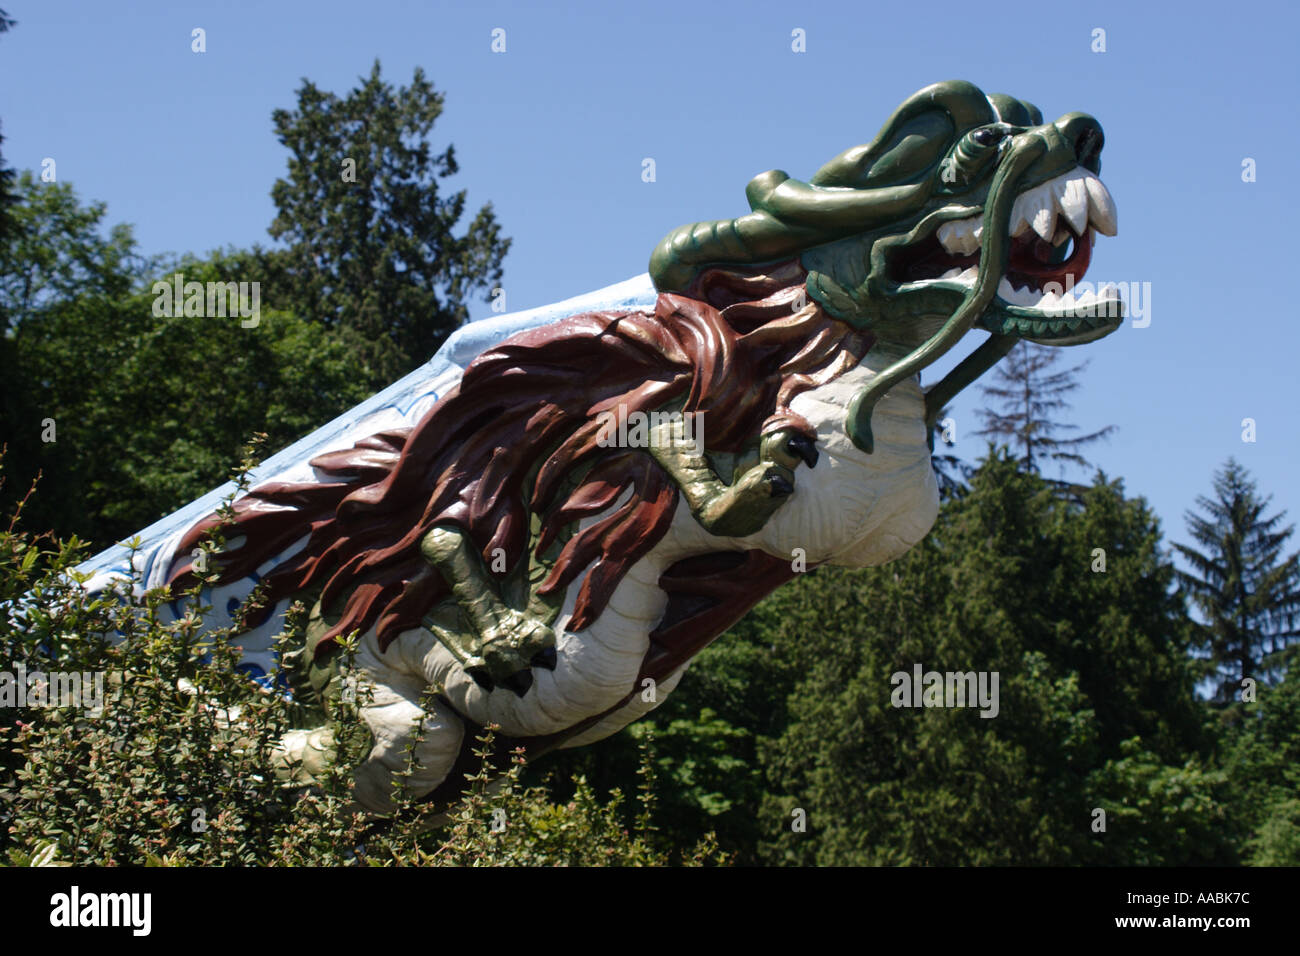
[766,471,794,497]
[785,433,819,469]
[761,428,818,471]
[457,611,558,691]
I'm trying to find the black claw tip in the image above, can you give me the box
[530,646,558,670]
[786,434,819,469]
[501,669,534,698]
[767,473,794,497]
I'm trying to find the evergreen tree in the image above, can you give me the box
[1174,458,1300,703]
[269,61,510,385]
[974,342,1115,477]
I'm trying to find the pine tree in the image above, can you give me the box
[974,341,1115,476]
[1175,459,1300,703]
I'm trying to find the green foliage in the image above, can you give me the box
[3,254,375,546]
[0,172,152,332]
[1248,799,1300,865]
[759,457,1235,865]
[1218,656,1300,864]
[269,60,510,384]
[1086,739,1233,866]
[0,134,15,254]
[422,730,725,866]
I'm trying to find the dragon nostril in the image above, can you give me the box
[1076,127,1104,165]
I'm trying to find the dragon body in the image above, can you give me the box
[80,80,1123,813]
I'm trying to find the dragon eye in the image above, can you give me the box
[940,126,1013,191]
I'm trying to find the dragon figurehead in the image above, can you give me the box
[650,79,1122,452]
[160,80,1123,813]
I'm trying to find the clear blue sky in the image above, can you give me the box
[2,0,1298,554]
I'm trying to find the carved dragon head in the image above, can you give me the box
[649,80,1122,452]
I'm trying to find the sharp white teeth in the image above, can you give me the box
[1012,182,1057,241]
[1008,167,1118,241]
[995,276,1124,319]
[1054,176,1089,234]
[938,168,1116,265]
[996,278,1040,306]
[1032,204,1057,241]
[932,265,978,286]
[1084,176,1118,235]
[937,215,982,255]
[1008,191,1034,238]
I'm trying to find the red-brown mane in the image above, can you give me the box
[167,264,871,657]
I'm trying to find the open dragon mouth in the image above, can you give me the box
[888,166,1121,338]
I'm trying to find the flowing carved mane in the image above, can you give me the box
[167,263,872,659]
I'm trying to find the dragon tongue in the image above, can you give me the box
[1005,226,1092,290]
